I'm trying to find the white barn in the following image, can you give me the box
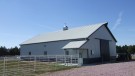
[20,22,117,64]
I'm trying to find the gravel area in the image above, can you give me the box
[39,61,135,76]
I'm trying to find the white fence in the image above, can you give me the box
[0,55,79,76]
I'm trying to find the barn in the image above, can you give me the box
[20,22,117,64]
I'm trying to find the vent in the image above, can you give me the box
[63,26,68,31]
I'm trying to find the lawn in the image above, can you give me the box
[0,60,78,76]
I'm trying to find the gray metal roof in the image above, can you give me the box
[21,22,107,45]
[62,40,87,49]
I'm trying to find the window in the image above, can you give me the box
[44,51,47,55]
[90,50,94,55]
[44,45,46,47]
[79,52,82,58]
[65,51,69,55]
[29,52,31,55]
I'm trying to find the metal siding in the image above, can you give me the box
[20,40,70,55]
[68,49,78,55]
[81,25,116,58]
[81,38,100,58]
[79,49,88,58]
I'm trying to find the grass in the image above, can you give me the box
[0,60,78,76]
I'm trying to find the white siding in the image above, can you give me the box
[81,25,116,58]
[67,49,78,55]
[81,38,100,58]
[20,41,70,55]
[79,49,88,58]
[66,49,88,58]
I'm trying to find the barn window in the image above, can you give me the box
[90,50,94,55]
[65,51,69,55]
[79,52,82,58]
[44,45,46,47]
[29,52,31,55]
[90,50,92,55]
[44,51,47,55]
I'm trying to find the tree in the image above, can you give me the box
[0,46,8,56]
[9,46,20,55]
[122,45,128,53]
[116,46,122,53]
[116,45,135,61]
[132,45,135,54]
[127,45,135,54]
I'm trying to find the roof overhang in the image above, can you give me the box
[62,40,87,49]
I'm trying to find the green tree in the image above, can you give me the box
[127,45,135,54]
[9,46,20,55]
[0,46,8,56]
[116,46,122,53]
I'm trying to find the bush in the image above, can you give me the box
[116,53,131,61]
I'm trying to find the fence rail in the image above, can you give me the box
[0,55,79,76]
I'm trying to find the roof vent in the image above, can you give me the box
[63,26,68,31]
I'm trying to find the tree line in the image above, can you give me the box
[116,45,135,61]
[116,45,135,54]
[0,46,20,56]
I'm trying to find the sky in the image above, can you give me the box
[0,0,135,48]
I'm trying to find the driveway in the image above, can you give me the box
[39,61,135,76]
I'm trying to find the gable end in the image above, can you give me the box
[87,22,117,42]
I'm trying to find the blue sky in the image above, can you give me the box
[0,0,135,48]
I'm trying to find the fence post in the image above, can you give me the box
[48,55,49,63]
[56,55,57,63]
[17,56,20,75]
[64,55,66,65]
[3,57,5,76]
[34,56,36,72]
[71,55,72,65]
[77,54,79,66]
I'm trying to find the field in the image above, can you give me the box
[0,60,77,76]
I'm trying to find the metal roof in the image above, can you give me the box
[21,22,107,45]
[62,40,87,49]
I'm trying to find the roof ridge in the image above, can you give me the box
[39,22,108,35]
[21,22,108,45]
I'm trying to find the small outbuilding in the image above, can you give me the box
[20,22,117,64]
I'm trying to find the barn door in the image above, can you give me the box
[100,39,110,62]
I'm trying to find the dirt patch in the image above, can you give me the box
[38,61,135,76]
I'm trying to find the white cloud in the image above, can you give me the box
[112,12,123,30]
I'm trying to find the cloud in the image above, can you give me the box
[112,12,123,30]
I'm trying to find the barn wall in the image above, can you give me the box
[20,41,70,55]
[81,25,116,58]
[67,49,78,55]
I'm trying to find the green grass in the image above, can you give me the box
[0,60,78,76]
